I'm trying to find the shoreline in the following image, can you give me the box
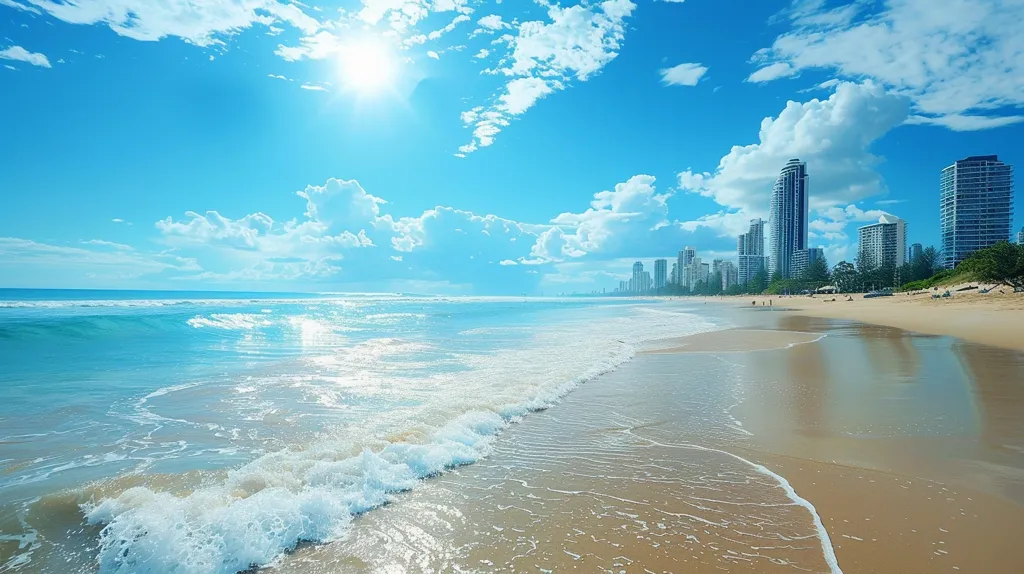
[272,303,1024,573]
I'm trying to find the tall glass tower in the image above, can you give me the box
[940,156,1013,269]
[768,159,808,279]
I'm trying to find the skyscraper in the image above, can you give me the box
[631,261,644,293]
[910,242,923,262]
[940,155,1014,269]
[737,218,766,285]
[792,247,825,278]
[719,261,738,290]
[768,159,809,279]
[682,256,705,290]
[676,247,696,286]
[1016,227,1024,245]
[858,214,907,270]
[654,259,668,289]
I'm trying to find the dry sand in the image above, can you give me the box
[726,287,1024,352]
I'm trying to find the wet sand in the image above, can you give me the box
[274,306,1024,573]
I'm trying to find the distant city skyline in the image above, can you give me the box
[607,153,1016,295]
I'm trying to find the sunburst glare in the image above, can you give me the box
[336,38,397,94]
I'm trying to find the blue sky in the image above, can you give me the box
[1,0,1022,294]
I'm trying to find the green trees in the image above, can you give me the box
[897,245,942,288]
[746,269,768,294]
[832,261,858,293]
[802,257,832,289]
[960,241,1024,291]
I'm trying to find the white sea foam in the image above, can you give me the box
[187,314,272,330]
[633,434,843,574]
[81,305,717,574]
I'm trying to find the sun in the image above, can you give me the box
[337,39,397,93]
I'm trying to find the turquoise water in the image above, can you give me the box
[0,290,714,573]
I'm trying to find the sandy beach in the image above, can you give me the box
[265,299,1024,573]
[733,287,1024,352]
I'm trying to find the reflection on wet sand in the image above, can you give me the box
[955,342,1024,454]
[276,354,837,573]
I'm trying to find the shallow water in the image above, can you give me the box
[0,291,717,572]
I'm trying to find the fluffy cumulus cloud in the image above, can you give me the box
[0,171,693,292]
[145,177,544,291]
[525,175,683,264]
[456,0,636,156]
[751,0,1024,130]
[678,81,909,239]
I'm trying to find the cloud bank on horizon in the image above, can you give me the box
[1,0,1022,293]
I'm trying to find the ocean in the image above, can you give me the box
[0,290,718,573]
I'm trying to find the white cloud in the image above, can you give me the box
[156,211,275,250]
[0,46,51,68]
[457,0,636,155]
[473,48,490,59]
[0,0,40,14]
[660,62,707,86]
[746,62,796,83]
[752,0,1024,129]
[678,81,909,238]
[23,0,320,47]
[82,239,134,251]
[300,83,327,91]
[499,77,556,114]
[0,237,199,284]
[472,13,509,36]
[274,30,341,62]
[427,13,470,40]
[427,50,439,59]
[527,175,673,263]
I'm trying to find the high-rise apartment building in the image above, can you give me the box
[768,159,809,279]
[670,262,677,285]
[631,261,645,293]
[940,155,1014,269]
[858,214,907,270]
[737,218,767,285]
[1016,227,1024,245]
[719,261,738,290]
[681,256,708,291]
[653,259,668,289]
[676,247,696,286]
[792,247,825,278]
